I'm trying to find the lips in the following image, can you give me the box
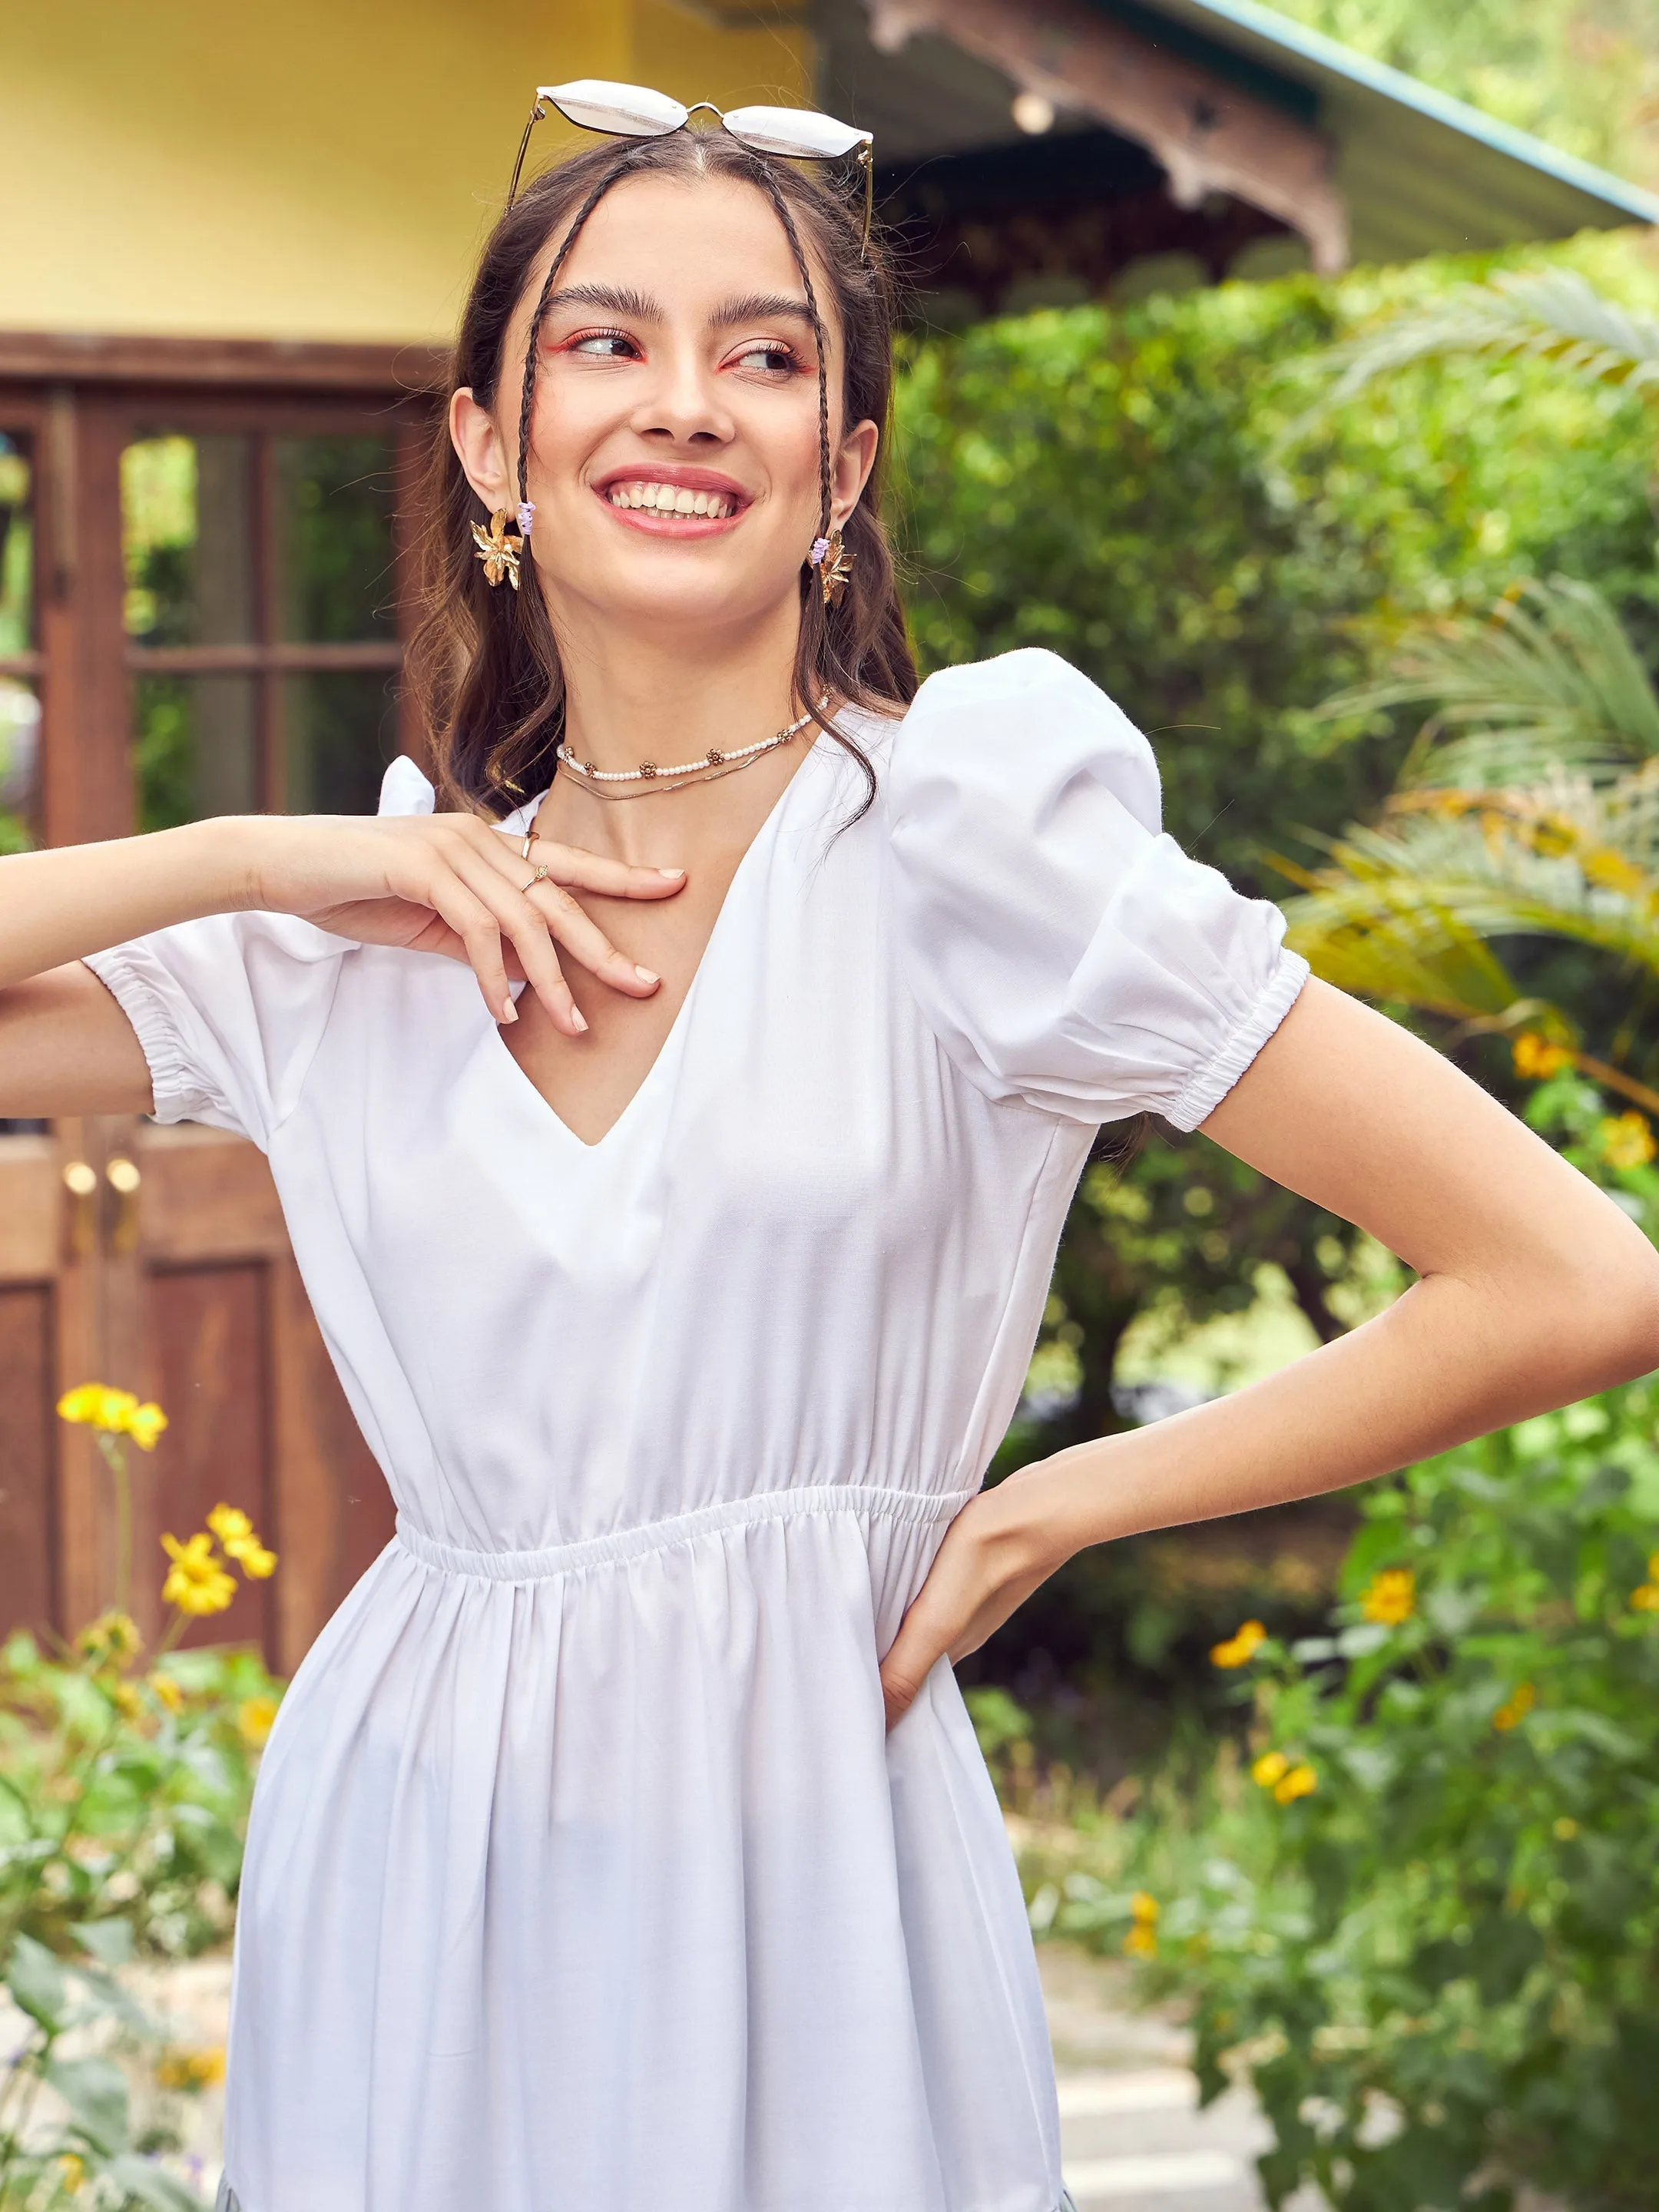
[591,464,750,538]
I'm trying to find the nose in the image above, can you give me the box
[629,338,734,448]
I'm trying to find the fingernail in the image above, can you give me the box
[634,965,659,985]
[657,866,685,879]
[500,1000,518,1025]
[571,1006,589,1033]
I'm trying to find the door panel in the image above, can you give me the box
[145,1262,275,1656]
[0,1283,58,1637]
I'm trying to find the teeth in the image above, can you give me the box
[607,482,733,518]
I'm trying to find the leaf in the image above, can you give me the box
[1313,267,1659,408]
[102,2151,209,2210]
[45,2053,130,2155]
[71,1916,134,1969]
[6,1932,67,2030]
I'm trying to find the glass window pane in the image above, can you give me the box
[134,674,258,831]
[276,437,397,644]
[0,680,38,849]
[124,434,256,647]
[284,672,397,815]
[0,434,33,656]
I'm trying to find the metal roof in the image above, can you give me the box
[816,0,1657,279]
[1144,0,1659,260]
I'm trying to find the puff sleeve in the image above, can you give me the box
[79,757,435,1147]
[886,650,1308,1130]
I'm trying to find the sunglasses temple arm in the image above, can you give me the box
[506,98,548,210]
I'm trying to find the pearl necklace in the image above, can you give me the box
[555,699,827,800]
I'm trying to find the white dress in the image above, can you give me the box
[86,650,1306,2212]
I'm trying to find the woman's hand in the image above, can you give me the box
[878,1462,1081,1730]
[245,812,686,1038]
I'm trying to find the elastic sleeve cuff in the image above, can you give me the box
[1164,949,1310,1133]
[82,946,222,1126]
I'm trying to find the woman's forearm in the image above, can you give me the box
[0,818,262,988]
[1016,1259,1659,1561]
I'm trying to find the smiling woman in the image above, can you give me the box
[2,79,1657,2212]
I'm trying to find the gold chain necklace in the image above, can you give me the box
[555,697,828,801]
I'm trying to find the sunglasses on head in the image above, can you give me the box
[508,79,876,252]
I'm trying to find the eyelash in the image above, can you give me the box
[560,329,803,376]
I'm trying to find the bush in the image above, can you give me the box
[994,1075,1659,2209]
[0,1389,283,2207]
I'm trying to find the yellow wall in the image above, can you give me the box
[0,0,810,345]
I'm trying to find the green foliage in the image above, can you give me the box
[1008,1375,1659,2210]
[0,1627,276,2207]
[894,237,1659,892]
[999,1065,1659,2207]
[0,1631,274,1962]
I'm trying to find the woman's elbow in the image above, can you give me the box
[1548,1220,1659,1394]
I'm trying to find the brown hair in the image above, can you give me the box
[405,130,916,817]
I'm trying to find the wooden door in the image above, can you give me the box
[0,1112,396,1674]
[0,350,435,1671]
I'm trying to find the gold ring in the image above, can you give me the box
[520,831,540,862]
[527,864,550,886]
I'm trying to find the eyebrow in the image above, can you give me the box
[540,284,816,334]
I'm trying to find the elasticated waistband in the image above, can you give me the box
[393,1482,978,1585]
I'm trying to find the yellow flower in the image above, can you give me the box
[1361,1568,1416,1626]
[1129,1890,1159,1925]
[54,2151,84,2194]
[1632,1584,1659,1613]
[237,1694,280,1748]
[1252,1750,1290,1789]
[160,1532,237,1618]
[1273,1763,1318,1804]
[55,1385,167,1449]
[1553,1816,1579,1841]
[154,2043,226,2091]
[122,1401,168,1452]
[56,1385,137,1434]
[149,1671,184,1714]
[1493,1681,1537,1731]
[1512,1032,1572,1080]
[113,1681,144,1723]
[1122,1922,1158,1959]
[1210,1619,1267,1668]
[74,1609,144,1669]
[210,1505,278,1579]
[1598,1112,1657,1171]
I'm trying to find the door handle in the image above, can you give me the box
[61,1159,98,1258]
[105,1155,141,1254]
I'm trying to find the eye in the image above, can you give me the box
[730,340,800,376]
[563,329,641,360]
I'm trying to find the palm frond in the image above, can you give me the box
[1316,268,1659,408]
[1280,783,1659,995]
[1315,578,1659,787]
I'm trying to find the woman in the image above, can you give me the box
[2,101,1655,2212]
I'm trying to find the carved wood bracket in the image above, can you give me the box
[865,0,1349,273]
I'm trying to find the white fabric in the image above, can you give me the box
[87,650,1306,2212]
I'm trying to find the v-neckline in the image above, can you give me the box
[486,735,824,1154]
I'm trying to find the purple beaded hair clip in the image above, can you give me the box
[517,502,536,538]
[808,536,830,567]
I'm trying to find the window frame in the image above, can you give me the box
[0,334,445,846]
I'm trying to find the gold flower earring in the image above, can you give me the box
[472,502,534,591]
[807,523,853,608]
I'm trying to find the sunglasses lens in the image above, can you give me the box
[723,106,872,160]
[544,79,688,138]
